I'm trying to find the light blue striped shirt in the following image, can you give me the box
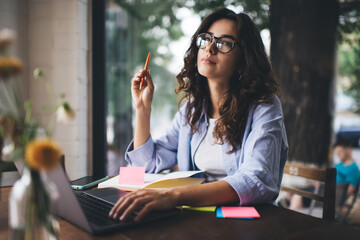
[125,95,288,205]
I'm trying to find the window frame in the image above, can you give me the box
[92,0,107,178]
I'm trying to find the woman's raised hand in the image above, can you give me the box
[131,69,154,113]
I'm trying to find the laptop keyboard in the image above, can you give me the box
[75,192,137,227]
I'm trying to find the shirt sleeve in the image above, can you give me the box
[349,163,360,186]
[124,108,184,173]
[222,97,288,205]
[334,163,344,183]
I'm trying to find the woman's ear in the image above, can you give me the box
[234,71,243,82]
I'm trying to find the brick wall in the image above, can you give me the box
[29,0,90,180]
[1,0,91,180]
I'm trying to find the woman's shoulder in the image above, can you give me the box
[261,95,282,108]
[173,100,207,127]
[173,101,192,123]
[252,95,283,117]
[175,102,188,119]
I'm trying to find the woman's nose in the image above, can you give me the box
[206,40,217,55]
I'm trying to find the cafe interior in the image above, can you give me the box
[1,0,360,239]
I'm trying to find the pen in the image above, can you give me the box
[139,52,151,90]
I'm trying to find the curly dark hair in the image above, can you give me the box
[176,8,280,153]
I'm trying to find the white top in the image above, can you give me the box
[194,118,227,182]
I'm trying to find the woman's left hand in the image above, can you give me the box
[108,189,178,222]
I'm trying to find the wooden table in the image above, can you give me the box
[1,187,360,240]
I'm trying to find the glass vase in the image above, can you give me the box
[9,167,59,240]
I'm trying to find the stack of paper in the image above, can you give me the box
[98,168,205,191]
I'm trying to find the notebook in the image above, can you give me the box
[98,170,205,191]
[45,166,181,235]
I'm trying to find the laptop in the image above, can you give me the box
[46,166,181,235]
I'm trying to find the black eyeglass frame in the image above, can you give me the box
[196,32,240,54]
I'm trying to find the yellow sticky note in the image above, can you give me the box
[182,206,217,212]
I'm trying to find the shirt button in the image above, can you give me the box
[227,166,232,171]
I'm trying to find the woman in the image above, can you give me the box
[109,8,288,222]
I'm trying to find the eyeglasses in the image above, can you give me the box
[196,32,238,54]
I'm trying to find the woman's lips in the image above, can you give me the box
[201,57,215,64]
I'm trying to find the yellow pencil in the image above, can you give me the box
[139,52,151,90]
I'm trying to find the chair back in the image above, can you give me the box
[335,183,349,208]
[339,180,360,222]
[281,163,337,221]
[354,181,360,196]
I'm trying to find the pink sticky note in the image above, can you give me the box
[221,206,260,218]
[118,167,145,185]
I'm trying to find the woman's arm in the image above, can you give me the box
[133,109,151,149]
[223,96,287,205]
[125,105,185,173]
[171,180,239,206]
[125,70,183,173]
[109,180,239,222]
[131,69,154,149]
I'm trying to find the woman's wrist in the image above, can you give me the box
[165,187,183,206]
[135,106,151,117]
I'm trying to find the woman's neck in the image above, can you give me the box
[207,77,230,119]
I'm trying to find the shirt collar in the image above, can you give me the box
[199,99,208,123]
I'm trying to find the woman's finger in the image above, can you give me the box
[109,194,134,219]
[109,190,147,219]
[119,196,151,221]
[131,76,140,86]
[143,70,154,89]
[135,71,143,77]
[134,201,157,222]
[132,70,146,85]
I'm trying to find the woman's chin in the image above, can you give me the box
[198,69,215,79]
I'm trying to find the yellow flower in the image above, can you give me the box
[25,139,62,171]
[0,56,23,79]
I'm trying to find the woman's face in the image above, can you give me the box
[197,18,241,85]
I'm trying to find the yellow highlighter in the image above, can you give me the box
[182,206,217,212]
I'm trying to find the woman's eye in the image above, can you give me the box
[204,37,211,43]
[216,42,223,48]
[219,40,232,47]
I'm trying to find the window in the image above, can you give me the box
[103,1,182,176]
